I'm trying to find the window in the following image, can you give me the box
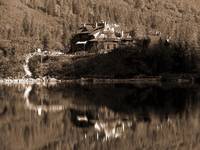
[107,44,110,50]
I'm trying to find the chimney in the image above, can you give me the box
[121,30,124,38]
[95,22,98,28]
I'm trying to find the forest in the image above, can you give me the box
[0,0,200,77]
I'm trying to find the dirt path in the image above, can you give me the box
[23,51,66,78]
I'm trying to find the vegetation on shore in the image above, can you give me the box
[29,43,198,80]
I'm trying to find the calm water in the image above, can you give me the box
[0,83,200,150]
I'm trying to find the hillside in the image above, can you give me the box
[1,0,200,77]
[29,47,198,80]
[1,0,200,52]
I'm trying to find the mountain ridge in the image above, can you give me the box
[1,0,200,49]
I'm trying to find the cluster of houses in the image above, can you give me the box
[70,21,138,54]
[69,21,172,54]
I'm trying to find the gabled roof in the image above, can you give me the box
[78,25,95,34]
[89,38,120,42]
[89,27,104,36]
[75,22,125,41]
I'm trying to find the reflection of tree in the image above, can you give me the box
[24,85,65,116]
[1,84,200,149]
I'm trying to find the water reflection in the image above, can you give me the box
[0,83,200,149]
[23,84,134,141]
[24,86,65,116]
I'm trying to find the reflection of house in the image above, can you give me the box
[70,21,135,53]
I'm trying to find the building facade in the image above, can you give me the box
[70,21,135,53]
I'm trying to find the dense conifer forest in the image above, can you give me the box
[0,0,200,77]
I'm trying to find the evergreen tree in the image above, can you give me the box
[22,13,30,36]
[47,0,56,16]
[29,17,35,37]
[41,31,51,51]
[62,21,71,52]
[72,0,81,14]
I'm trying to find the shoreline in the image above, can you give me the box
[0,78,61,86]
[0,75,195,86]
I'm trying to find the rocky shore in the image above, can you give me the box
[0,77,61,86]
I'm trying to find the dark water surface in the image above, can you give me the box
[0,83,200,150]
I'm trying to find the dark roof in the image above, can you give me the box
[84,25,94,32]
[77,25,95,34]
[121,38,134,41]
[89,27,104,36]
[89,38,120,42]
[77,31,91,34]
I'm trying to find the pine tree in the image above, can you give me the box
[62,21,70,52]
[72,0,81,14]
[41,31,51,51]
[47,0,56,16]
[22,13,30,36]
[29,17,35,37]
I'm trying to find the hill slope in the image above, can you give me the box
[0,0,200,77]
[1,0,200,51]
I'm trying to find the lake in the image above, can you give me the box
[0,83,200,150]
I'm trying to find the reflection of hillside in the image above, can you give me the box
[44,84,200,117]
[0,84,200,149]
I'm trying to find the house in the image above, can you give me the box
[69,22,175,54]
[70,21,135,53]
